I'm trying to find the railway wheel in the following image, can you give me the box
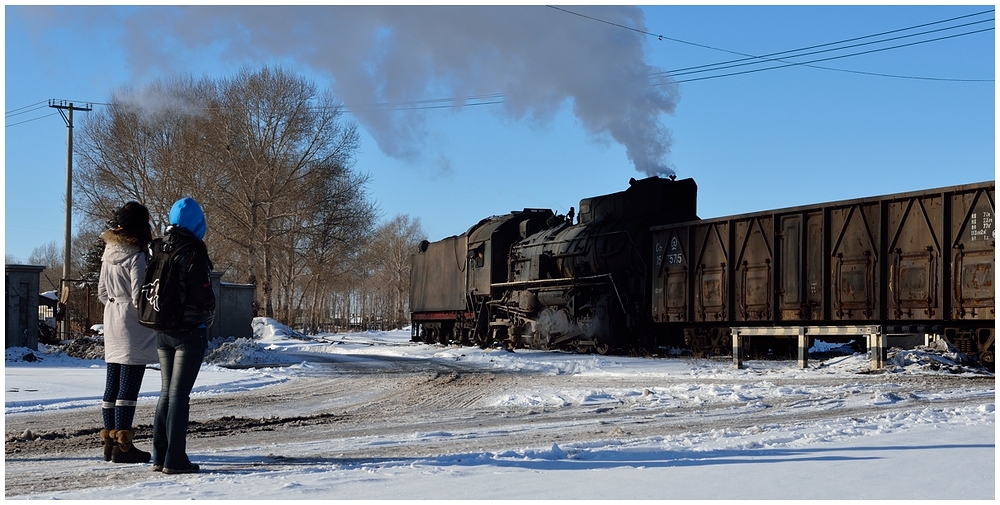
[475,331,491,349]
[458,328,472,346]
[594,341,610,355]
[421,328,434,345]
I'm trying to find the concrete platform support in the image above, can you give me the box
[732,332,744,369]
[869,331,887,370]
[797,327,808,369]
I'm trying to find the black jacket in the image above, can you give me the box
[163,226,216,331]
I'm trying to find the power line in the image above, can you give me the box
[674,26,994,83]
[5,94,505,122]
[664,18,993,78]
[5,104,50,119]
[550,5,994,83]
[5,101,49,116]
[660,9,993,74]
[5,112,60,127]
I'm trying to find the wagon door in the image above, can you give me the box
[734,216,773,322]
[777,211,824,321]
[887,193,944,321]
[693,222,729,322]
[830,202,880,320]
[951,186,995,320]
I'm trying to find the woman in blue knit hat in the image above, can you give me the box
[150,197,215,474]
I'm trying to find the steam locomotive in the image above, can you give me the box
[410,176,995,367]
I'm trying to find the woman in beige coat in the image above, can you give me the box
[97,201,157,464]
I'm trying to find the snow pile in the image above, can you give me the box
[5,344,106,369]
[885,338,984,373]
[9,338,107,363]
[815,339,991,375]
[56,336,106,361]
[5,347,43,363]
[808,339,859,356]
[251,317,308,341]
[204,336,302,366]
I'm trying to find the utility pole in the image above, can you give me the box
[48,100,92,340]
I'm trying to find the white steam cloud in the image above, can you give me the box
[56,6,681,176]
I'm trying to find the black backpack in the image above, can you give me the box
[138,237,198,331]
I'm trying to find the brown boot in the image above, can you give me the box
[111,429,151,464]
[99,429,115,462]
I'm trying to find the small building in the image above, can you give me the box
[6,264,45,349]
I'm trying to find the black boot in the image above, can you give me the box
[111,429,151,464]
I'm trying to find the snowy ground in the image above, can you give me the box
[4,318,995,500]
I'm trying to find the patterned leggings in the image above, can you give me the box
[102,363,147,431]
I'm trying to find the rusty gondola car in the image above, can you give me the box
[650,181,995,367]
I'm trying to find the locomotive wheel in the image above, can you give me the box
[475,331,491,349]
[458,329,472,346]
[594,342,610,355]
[980,351,995,372]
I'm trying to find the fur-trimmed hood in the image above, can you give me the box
[101,229,144,266]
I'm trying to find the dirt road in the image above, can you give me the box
[5,355,992,497]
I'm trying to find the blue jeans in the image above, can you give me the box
[152,329,206,469]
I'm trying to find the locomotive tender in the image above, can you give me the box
[410,177,995,367]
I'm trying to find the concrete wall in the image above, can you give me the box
[6,265,45,349]
[209,272,254,339]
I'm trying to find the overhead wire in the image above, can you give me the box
[6,112,60,127]
[663,18,994,79]
[651,8,993,74]
[5,101,49,116]
[673,26,994,83]
[547,5,994,83]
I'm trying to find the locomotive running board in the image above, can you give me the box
[491,273,628,313]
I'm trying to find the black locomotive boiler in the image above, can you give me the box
[410,176,697,353]
[410,177,995,367]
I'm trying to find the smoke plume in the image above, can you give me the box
[46,6,682,176]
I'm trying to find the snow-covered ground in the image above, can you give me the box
[4,318,995,500]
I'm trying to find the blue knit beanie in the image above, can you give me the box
[169,197,207,240]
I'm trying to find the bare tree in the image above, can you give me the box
[28,242,63,293]
[74,66,375,322]
[210,66,367,317]
[76,76,217,234]
[364,215,426,329]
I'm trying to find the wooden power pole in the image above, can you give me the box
[48,100,92,340]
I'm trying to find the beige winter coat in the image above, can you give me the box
[98,230,157,365]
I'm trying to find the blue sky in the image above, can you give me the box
[4,5,995,263]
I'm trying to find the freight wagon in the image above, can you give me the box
[650,181,994,367]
